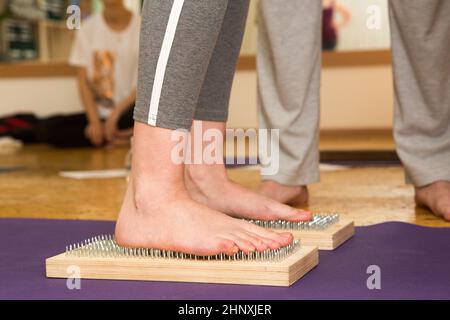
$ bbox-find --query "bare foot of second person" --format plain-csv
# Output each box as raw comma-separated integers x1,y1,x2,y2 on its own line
415,180,450,221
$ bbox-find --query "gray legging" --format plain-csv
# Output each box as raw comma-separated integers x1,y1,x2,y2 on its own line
134,0,249,130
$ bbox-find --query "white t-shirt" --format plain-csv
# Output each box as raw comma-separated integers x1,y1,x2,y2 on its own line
69,13,141,118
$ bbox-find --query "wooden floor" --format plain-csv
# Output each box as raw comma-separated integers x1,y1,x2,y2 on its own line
0,142,448,228
320,129,396,151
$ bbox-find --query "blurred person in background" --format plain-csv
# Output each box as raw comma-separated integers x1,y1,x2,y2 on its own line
322,0,351,50
39,0,140,147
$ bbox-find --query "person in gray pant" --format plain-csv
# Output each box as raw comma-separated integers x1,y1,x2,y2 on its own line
258,0,450,220
116,0,311,255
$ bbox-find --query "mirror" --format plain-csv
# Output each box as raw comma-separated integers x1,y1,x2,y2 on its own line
240,0,391,55
335,0,390,51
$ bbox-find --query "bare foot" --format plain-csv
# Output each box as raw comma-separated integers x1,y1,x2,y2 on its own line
259,180,309,206
415,181,450,221
115,177,294,256
185,165,312,222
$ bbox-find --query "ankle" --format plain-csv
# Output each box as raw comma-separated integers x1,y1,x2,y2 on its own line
132,175,188,208
186,164,228,183
416,180,450,189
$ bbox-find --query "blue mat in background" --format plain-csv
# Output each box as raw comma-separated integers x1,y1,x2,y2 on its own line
1,218,449,300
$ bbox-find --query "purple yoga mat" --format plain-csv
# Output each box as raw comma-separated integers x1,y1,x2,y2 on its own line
1,218,449,300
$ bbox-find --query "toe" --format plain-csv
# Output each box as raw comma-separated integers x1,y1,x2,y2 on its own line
245,231,281,250
224,235,256,253
216,239,239,256
244,222,293,246
440,204,450,221
263,230,293,246
278,232,294,245
268,202,312,222
284,208,312,222
235,232,269,251
434,198,450,220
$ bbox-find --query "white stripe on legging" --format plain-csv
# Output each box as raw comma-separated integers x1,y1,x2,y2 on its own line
147,0,185,126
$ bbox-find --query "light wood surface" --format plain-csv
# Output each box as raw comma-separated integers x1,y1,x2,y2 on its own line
234,50,392,71
322,49,391,67
320,129,395,151
0,62,79,78
46,246,319,287
236,50,392,70
277,220,355,250
0,144,449,228
0,50,391,78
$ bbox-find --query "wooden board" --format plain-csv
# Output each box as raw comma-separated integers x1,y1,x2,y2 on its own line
278,220,355,250
46,246,318,287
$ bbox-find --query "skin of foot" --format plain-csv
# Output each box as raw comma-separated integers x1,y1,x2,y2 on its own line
258,180,309,207
184,120,312,222
415,180,450,221
115,122,294,256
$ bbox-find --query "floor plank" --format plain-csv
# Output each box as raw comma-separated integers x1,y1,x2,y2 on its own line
0,145,448,228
